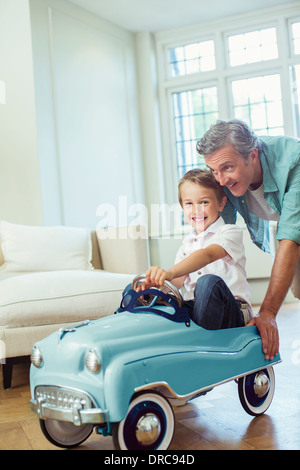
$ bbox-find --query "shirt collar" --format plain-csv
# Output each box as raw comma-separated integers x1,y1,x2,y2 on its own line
189,216,225,240
260,143,279,193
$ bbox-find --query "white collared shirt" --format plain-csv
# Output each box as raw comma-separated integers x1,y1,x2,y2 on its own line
175,217,252,316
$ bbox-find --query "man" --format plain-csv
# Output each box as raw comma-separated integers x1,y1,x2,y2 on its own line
196,119,300,360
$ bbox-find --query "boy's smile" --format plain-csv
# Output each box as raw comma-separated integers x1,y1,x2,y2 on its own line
180,181,227,234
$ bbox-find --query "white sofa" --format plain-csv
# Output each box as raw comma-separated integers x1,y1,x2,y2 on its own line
0,221,149,388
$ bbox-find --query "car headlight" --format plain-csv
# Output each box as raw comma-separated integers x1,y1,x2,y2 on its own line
31,345,44,368
85,349,101,374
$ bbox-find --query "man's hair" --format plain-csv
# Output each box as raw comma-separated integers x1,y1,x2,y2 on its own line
178,169,226,205
196,119,262,160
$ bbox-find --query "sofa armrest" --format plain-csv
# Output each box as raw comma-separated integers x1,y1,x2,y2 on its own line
0,236,4,267
96,225,149,275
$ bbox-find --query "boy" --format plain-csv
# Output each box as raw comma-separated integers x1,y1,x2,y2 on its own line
139,169,252,329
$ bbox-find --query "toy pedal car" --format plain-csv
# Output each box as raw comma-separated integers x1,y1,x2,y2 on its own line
30,275,281,450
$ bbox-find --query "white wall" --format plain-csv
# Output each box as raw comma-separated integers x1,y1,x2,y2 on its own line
0,0,43,225
29,0,145,228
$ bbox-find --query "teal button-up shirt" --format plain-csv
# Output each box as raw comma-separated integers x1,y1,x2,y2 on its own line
221,135,300,254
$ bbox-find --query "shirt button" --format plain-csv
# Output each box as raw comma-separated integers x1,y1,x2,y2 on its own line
241,199,245,204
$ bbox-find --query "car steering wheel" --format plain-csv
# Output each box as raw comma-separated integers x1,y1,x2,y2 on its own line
131,274,183,308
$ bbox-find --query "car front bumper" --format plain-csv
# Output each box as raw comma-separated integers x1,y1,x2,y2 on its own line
30,385,109,426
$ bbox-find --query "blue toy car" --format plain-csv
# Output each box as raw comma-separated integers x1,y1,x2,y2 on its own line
30,276,281,450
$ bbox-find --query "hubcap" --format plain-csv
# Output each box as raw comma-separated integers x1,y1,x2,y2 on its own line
253,372,270,398
135,413,161,446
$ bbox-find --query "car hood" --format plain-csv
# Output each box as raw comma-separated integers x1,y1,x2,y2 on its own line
42,309,262,360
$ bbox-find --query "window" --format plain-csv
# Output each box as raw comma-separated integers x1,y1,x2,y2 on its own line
228,27,278,67
156,5,300,211
172,86,218,179
231,74,284,135
292,21,300,55
169,40,215,77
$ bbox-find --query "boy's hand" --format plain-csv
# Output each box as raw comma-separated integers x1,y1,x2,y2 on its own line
135,266,174,292
144,266,173,287
135,278,156,292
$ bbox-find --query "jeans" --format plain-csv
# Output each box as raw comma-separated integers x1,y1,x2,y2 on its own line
122,274,244,330
184,274,245,329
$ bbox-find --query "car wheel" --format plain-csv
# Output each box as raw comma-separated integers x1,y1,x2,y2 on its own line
238,366,275,416
39,419,93,448
112,392,175,450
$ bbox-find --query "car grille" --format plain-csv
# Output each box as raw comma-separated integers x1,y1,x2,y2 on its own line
34,385,93,410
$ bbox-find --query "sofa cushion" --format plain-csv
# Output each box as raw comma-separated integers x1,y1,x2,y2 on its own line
0,270,134,328
0,221,93,272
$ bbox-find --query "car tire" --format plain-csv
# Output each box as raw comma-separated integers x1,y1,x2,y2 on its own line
238,366,275,416
39,419,93,448
112,392,175,450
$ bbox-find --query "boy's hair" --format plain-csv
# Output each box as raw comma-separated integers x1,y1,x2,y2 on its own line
178,169,226,206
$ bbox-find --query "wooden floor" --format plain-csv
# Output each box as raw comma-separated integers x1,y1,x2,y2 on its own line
1,302,300,451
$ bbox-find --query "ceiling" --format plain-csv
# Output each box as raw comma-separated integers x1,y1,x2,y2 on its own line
68,0,294,33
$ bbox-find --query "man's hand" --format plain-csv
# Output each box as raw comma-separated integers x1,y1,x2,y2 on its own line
247,311,279,360
247,240,299,360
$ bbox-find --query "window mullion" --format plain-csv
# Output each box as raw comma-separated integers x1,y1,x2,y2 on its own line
215,30,230,119
281,16,300,136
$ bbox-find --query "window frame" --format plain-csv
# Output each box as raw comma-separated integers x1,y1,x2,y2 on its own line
155,4,300,233
289,17,300,57
167,81,220,185
223,21,280,69
162,32,218,82
228,70,285,135
168,38,216,78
